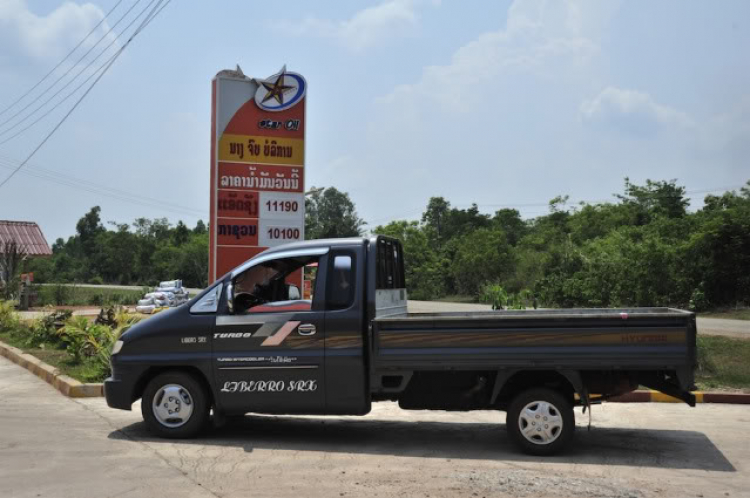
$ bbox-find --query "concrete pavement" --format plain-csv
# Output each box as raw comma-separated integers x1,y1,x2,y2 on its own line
2,355,750,498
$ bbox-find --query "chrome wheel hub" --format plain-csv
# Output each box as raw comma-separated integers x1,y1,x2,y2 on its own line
152,384,194,428
518,400,563,445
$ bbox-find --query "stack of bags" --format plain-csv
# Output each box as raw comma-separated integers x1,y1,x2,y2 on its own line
135,280,191,314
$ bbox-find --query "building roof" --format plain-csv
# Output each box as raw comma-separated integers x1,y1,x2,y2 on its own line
0,221,52,257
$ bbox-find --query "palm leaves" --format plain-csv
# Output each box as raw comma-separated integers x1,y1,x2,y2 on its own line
58,310,142,369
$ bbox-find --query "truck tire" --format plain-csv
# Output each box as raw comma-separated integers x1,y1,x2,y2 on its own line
141,371,209,438
506,388,574,456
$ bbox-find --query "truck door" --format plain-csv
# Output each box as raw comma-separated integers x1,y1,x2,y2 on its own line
213,250,328,415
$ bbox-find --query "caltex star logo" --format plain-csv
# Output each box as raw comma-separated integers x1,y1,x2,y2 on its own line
253,66,307,112
261,69,295,105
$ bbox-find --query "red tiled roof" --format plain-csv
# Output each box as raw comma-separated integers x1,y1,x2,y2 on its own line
0,221,52,257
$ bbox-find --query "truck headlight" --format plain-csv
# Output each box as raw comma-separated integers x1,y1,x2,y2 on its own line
111,340,124,355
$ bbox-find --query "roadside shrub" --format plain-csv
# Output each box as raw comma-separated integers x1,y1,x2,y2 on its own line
95,305,121,327
89,293,104,306
25,309,71,348
90,310,142,373
0,300,20,331
90,276,104,285
689,287,710,312
480,283,508,310
52,284,72,306
58,316,110,362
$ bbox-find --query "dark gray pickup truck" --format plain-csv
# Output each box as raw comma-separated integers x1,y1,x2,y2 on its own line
105,236,697,455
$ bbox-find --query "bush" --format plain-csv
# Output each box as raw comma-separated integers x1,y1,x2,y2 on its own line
52,284,72,306
89,293,104,306
0,300,20,331
480,283,508,310
25,309,72,348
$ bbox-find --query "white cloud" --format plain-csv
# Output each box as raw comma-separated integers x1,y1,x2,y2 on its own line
0,0,108,60
580,86,695,136
274,0,437,51
378,0,615,111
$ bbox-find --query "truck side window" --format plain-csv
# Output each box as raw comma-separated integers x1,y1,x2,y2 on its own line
231,255,319,314
327,254,354,310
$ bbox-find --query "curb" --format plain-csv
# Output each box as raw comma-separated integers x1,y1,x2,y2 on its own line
0,340,103,397
609,390,750,404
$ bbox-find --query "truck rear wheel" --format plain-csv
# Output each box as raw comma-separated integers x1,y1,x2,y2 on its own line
141,371,209,438
506,388,574,456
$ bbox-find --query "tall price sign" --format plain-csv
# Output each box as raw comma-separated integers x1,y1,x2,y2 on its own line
210,66,306,283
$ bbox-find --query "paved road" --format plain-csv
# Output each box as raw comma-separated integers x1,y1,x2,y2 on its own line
697,317,750,339
409,301,750,338
1,356,749,498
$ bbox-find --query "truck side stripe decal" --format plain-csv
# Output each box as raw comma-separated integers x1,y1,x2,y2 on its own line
261,321,301,346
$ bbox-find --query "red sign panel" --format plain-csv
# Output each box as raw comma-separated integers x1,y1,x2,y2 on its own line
210,67,306,283
217,190,259,219
218,163,303,193
216,218,259,246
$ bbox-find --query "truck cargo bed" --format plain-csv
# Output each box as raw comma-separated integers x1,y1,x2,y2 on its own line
372,308,696,381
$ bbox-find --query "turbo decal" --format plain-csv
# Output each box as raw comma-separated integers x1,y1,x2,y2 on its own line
213,332,254,339
220,379,317,393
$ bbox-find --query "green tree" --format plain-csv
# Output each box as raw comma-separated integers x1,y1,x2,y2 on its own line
0,240,26,300
451,228,515,295
305,187,365,239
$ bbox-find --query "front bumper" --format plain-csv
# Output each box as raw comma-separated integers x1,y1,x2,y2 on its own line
104,358,147,411
104,376,133,410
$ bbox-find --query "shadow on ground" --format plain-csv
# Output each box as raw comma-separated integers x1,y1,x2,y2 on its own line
110,415,735,472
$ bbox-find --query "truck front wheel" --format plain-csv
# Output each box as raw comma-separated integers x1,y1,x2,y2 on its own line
506,388,574,456
141,371,209,438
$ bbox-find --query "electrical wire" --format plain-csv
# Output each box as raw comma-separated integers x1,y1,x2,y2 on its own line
0,0,145,132
0,0,153,139
0,0,171,190
0,0,125,119
0,155,204,218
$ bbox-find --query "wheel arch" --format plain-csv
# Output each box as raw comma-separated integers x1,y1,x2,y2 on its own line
491,369,582,409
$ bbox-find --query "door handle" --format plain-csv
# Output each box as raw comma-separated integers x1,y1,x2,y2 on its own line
298,323,316,336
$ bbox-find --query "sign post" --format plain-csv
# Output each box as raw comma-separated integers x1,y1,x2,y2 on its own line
209,66,307,283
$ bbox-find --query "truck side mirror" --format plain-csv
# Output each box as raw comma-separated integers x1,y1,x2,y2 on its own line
226,282,234,314
288,285,300,300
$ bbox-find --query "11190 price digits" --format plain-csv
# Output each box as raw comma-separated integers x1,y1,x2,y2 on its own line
265,200,299,212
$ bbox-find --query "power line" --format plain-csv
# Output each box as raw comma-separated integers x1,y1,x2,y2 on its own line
0,155,205,218
0,160,203,220
0,0,125,119
0,0,171,190
0,0,151,140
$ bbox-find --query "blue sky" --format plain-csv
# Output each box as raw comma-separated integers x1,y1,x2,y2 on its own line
0,0,748,242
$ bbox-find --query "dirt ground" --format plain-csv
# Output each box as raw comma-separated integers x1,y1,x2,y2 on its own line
1,355,748,498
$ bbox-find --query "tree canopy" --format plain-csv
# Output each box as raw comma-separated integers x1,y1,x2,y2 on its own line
376,179,750,309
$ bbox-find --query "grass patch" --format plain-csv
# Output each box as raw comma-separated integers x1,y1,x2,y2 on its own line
0,328,106,383
696,335,750,390
33,285,144,307
700,309,750,321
